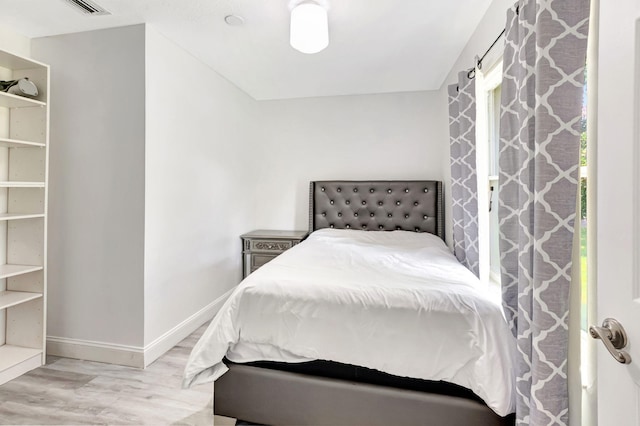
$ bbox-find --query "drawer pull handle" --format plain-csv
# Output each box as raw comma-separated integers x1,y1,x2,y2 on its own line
254,242,289,251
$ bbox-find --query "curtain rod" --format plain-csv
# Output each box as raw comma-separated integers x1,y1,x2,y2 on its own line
466,5,519,80
467,28,506,79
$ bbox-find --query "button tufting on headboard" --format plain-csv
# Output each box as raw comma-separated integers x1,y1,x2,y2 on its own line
309,180,444,240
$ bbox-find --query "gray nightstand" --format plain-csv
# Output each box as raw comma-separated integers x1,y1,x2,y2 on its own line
241,230,308,278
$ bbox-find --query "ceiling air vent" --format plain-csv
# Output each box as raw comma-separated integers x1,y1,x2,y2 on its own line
62,0,111,15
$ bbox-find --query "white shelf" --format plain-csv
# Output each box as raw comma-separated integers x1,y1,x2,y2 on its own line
0,264,43,279
0,138,45,149
0,47,48,386
0,49,48,71
0,290,42,310
0,213,44,221
0,181,45,188
0,92,46,109
0,345,42,374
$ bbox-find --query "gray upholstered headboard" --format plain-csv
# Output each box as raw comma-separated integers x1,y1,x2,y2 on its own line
309,181,444,240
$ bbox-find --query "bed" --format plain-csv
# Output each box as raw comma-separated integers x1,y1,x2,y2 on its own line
183,180,516,426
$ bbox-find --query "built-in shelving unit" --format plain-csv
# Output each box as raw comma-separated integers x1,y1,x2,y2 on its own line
0,48,49,385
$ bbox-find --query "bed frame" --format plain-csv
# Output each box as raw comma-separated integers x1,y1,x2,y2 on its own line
214,180,513,426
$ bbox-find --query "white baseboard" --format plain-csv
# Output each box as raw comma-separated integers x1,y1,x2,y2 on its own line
46,287,235,369
46,336,145,368
143,287,235,367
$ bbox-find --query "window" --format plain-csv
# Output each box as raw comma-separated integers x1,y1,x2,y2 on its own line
487,83,501,286
580,75,588,331
475,60,503,297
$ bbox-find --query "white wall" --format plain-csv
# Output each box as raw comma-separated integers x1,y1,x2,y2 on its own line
0,26,30,57
144,26,260,348
253,92,446,230
32,25,146,347
439,0,512,247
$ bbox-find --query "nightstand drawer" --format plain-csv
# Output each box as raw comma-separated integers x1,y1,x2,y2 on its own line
251,254,278,271
250,239,293,253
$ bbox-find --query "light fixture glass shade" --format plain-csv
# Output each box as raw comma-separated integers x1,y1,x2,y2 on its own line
290,2,328,54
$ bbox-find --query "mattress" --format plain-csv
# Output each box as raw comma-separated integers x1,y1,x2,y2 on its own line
183,229,516,416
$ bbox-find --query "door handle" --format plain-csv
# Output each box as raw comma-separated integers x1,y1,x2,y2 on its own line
589,318,632,364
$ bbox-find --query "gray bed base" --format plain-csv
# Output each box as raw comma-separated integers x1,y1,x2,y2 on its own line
214,363,512,426
213,180,513,425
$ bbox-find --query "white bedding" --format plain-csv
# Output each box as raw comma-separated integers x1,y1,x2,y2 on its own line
183,229,516,416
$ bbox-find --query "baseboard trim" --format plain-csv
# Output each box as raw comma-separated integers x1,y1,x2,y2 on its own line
46,287,236,369
46,336,145,368
143,287,235,367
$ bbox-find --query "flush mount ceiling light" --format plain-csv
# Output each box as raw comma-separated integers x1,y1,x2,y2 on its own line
290,1,329,54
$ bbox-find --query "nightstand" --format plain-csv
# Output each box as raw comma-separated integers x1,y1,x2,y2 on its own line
240,230,308,278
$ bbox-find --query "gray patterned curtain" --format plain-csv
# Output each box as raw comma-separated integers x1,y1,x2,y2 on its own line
498,1,589,424
448,71,479,277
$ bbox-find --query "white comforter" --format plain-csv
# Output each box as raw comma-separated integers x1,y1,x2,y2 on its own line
183,229,516,416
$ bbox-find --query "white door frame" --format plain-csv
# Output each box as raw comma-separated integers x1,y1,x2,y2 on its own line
595,0,640,424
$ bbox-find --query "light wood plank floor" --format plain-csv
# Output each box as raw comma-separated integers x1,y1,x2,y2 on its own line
0,323,235,425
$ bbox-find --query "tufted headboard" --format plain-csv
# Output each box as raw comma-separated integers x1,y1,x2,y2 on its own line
309,181,444,240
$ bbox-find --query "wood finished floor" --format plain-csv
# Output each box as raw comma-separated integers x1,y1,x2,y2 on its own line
0,323,235,425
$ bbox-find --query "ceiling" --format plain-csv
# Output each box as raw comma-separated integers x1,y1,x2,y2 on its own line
0,0,493,100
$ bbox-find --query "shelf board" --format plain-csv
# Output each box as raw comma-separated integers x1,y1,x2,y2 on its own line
0,290,42,310
0,213,44,221
0,181,45,188
0,345,42,373
0,138,45,149
0,50,48,71
0,92,46,109
0,264,43,279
